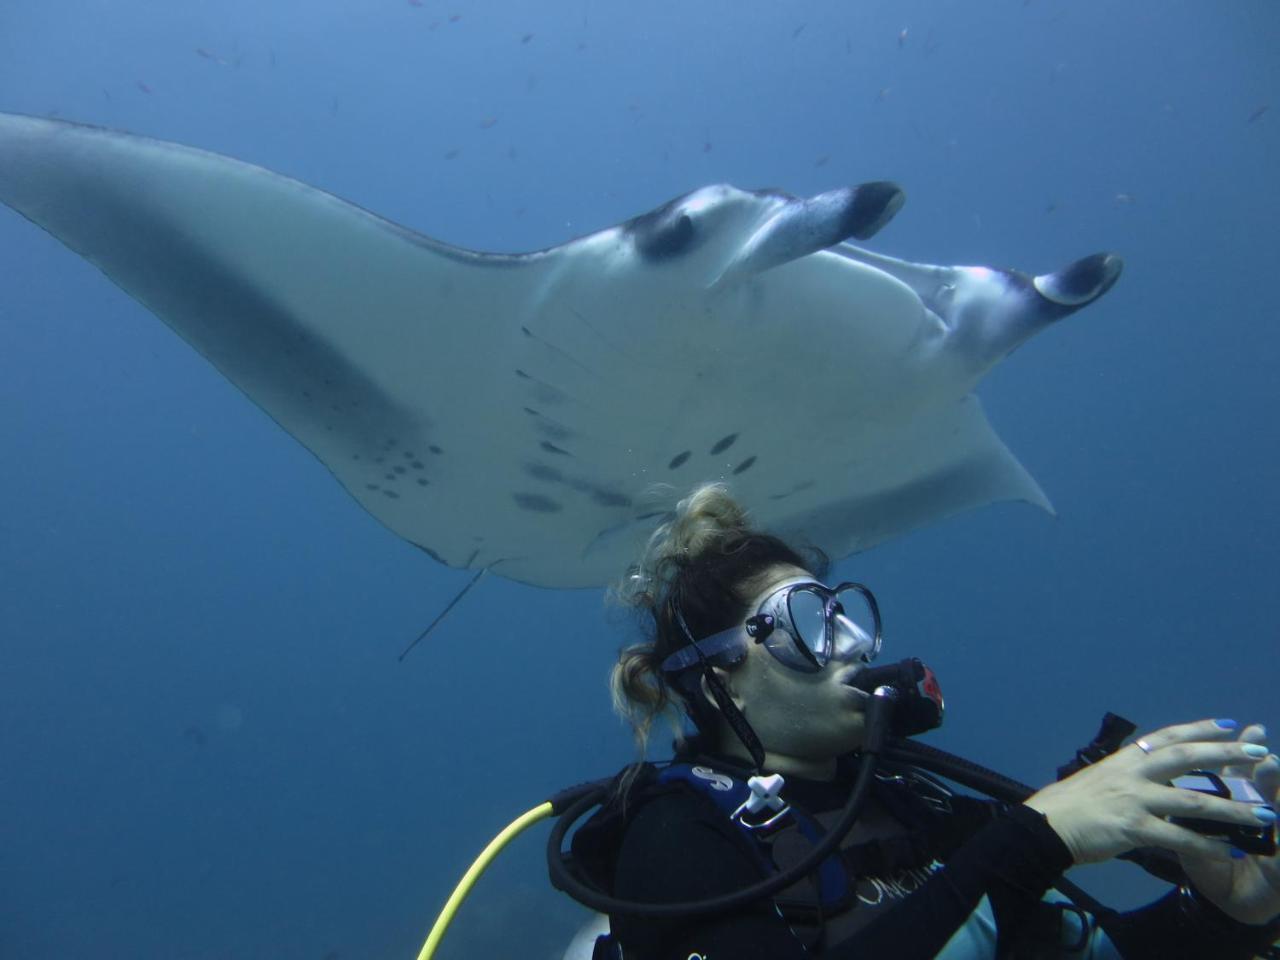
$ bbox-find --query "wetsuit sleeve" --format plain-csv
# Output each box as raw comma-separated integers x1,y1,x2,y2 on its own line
610,791,810,959
826,802,1075,957
1098,886,1280,959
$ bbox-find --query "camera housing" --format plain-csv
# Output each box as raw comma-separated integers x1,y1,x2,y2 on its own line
1170,771,1277,856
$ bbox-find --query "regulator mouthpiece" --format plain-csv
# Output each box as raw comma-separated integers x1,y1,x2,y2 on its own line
848,657,944,737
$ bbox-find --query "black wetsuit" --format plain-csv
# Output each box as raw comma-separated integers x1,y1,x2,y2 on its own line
588,755,1280,959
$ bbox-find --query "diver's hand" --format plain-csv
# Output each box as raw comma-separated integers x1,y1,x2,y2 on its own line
1175,723,1280,925
1024,719,1271,869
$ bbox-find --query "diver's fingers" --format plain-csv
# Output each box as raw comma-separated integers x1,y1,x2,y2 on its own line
1146,782,1274,827
1222,724,1270,778
1138,816,1244,862
1140,741,1268,781
1252,754,1280,806
1135,719,1243,755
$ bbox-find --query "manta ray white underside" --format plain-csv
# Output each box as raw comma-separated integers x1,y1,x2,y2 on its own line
0,114,1121,588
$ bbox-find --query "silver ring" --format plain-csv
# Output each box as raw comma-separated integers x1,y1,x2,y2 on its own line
1135,738,1154,755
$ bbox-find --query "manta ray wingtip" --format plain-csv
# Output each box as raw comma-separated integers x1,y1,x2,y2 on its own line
1033,252,1124,308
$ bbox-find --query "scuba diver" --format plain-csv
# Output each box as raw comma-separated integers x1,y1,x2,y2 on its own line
555,482,1280,959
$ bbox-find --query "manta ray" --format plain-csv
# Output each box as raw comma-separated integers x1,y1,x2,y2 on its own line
0,113,1121,589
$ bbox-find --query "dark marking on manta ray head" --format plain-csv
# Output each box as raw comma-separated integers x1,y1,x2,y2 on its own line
384,489,400,499
352,454,361,461
514,492,562,513
624,194,703,261
394,465,407,474
366,483,380,491
384,473,397,481
732,456,757,475
411,460,425,470
710,433,739,455
403,451,415,459
429,445,443,455
541,441,572,456
525,463,564,483
668,451,691,469
417,478,430,487
375,456,385,464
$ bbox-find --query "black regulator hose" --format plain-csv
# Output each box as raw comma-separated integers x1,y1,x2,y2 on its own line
546,684,901,919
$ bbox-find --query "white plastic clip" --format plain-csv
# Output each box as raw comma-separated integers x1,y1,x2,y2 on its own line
732,773,790,829
744,774,787,814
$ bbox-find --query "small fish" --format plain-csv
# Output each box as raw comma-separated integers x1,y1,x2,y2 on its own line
792,23,806,39
479,116,498,129
898,28,909,47
1247,104,1269,125
196,47,212,59
876,87,891,101
136,80,153,94
449,13,461,23
1114,192,1136,205
521,32,534,44
408,0,423,6
703,141,713,153
814,154,830,167
444,148,460,160
1044,202,1057,214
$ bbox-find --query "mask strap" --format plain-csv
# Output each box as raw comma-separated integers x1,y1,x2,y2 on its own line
673,600,767,772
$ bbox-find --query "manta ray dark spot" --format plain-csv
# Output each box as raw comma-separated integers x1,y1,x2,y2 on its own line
384,490,400,499
627,199,699,261
526,463,563,483
592,489,632,508
394,466,407,474
732,456,757,475
710,433,738,455
429,445,443,455
514,492,562,513
541,441,571,456
417,478,430,487
515,369,530,379
668,451,691,469
385,473,397,481
403,451,415,459
366,483,380,491
352,454,361,461
411,460,424,470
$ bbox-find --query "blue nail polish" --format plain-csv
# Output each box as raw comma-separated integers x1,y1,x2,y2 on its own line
1253,807,1277,824
1243,743,1269,758
1215,719,1239,730
1230,847,1246,860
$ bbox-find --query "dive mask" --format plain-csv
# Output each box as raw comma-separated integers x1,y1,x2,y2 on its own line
663,578,882,675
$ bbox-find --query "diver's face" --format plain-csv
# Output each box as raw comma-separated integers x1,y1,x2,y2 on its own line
718,564,870,764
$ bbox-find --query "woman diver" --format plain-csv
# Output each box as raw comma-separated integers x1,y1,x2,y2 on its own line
570,483,1280,959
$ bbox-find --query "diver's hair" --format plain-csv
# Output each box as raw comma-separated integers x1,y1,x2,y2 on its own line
608,482,827,784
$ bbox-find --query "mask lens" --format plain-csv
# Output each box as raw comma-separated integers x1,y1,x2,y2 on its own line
832,586,880,663
786,588,831,665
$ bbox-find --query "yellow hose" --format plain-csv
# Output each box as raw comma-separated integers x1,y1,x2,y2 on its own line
415,801,555,960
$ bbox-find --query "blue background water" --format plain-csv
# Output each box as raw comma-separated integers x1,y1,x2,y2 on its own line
1,1,1276,957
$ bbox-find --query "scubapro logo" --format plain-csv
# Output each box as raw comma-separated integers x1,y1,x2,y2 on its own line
690,766,734,792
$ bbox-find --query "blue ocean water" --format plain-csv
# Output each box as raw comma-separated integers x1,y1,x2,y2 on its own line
0,1,1276,957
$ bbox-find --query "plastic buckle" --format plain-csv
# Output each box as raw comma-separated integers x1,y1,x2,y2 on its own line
732,774,790,830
